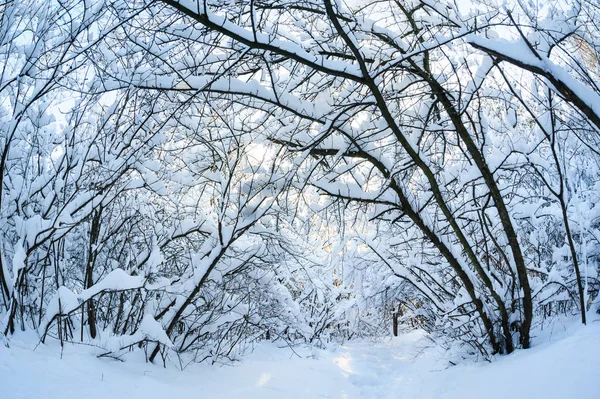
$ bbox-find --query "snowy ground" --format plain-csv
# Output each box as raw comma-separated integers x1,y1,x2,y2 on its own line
1,318,599,399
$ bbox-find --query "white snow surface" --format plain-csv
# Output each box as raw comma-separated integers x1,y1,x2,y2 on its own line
1,318,599,398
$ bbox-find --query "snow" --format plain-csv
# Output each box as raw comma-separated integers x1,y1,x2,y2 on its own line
42,269,147,328
1,319,599,398
11,243,26,277
136,314,174,348
467,35,600,122
175,2,362,79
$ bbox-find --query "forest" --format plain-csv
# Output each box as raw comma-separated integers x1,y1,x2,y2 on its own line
0,0,599,376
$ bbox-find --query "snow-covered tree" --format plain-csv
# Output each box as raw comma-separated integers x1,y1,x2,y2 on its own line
1,0,599,365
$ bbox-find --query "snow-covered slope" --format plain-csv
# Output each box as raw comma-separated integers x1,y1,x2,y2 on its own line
1,319,598,399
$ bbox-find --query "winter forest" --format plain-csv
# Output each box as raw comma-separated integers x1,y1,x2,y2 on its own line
1,0,600,396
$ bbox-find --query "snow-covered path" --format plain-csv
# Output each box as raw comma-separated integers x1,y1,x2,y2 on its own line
1,320,599,399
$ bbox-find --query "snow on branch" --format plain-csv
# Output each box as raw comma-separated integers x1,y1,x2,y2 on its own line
468,35,600,131
42,269,148,333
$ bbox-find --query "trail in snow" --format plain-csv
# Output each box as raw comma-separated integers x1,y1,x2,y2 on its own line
1,318,599,399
